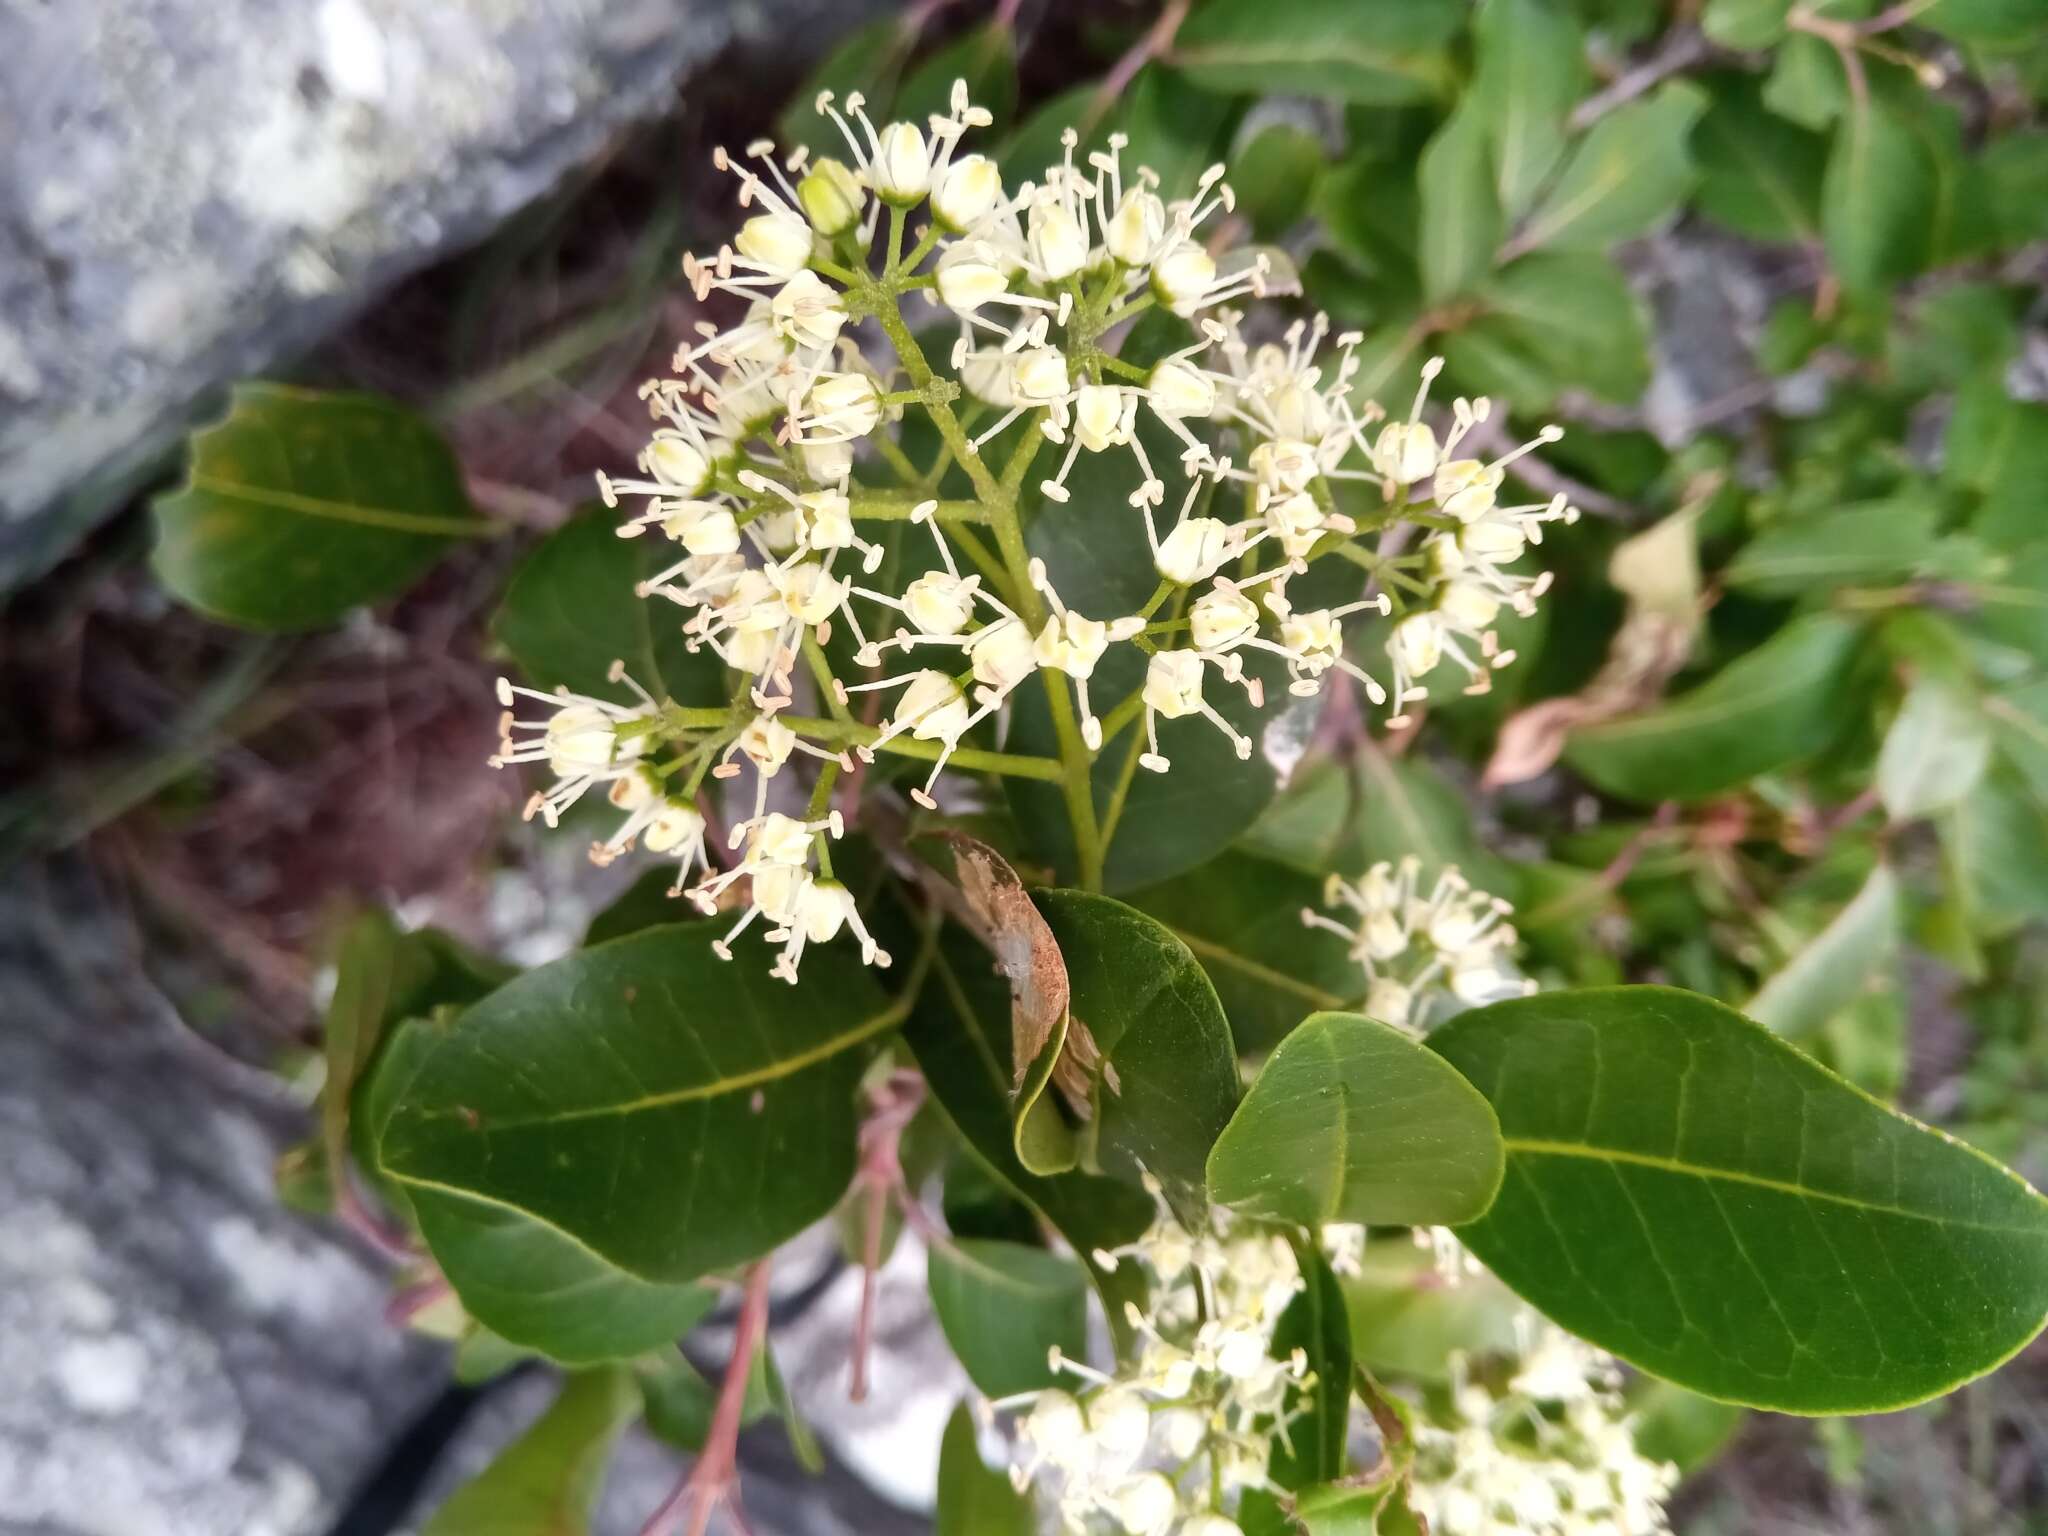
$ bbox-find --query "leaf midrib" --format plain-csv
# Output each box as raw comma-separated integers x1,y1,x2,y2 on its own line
189,474,484,537
1506,1137,2047,1234
1167,927,1348,1011
400,996,907,1134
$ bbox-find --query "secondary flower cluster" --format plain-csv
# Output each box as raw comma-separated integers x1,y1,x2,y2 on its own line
995,1191,1306,1536
489,79,1579,981
1302,856,1535,1031
1407,1323,1678,1536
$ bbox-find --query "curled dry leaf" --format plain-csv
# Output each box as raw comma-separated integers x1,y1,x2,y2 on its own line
1485,497,1708,788
938,833,1116,1122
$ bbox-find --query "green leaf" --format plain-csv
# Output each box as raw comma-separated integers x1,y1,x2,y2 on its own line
152,384,483,632
492,507,727,708
1878,679,1993,819
1208,1011,1505,1228
1036,891,1242,1226
1723,494,1941,597
1418,106,1502,303
1509,82,1705,253
937,1402,1035,1536
1431,986,2048,1413
1269,1244,1354,1488
1169,0,1462,104
420,1368,638,1536
1471,0,1586,219
1762,33,1848,128
583,866,705,947
1921,0,2048,47
1340,1239,1521,1382
1126,849,1361,1053
1629,1380,1748,1474
1112,68,1245,200
1565,613,1865,803
1703,0,1792,47
1351,750,1513,893
1945,376,2048,554
894,22,1019,132
1456,253,1650,408
928,1238,1089,1397
1693,74,1828,242
1969,546,2048,667
776,17,908,161
1942,762,2048,932
1748,864,1900,1041
1823,94,1936,292
1233,123,1326,238
374,924,896,1320
903,924,1157,1355
1008,440,1301,890
1980,132,2048,247
1987,678,2048,800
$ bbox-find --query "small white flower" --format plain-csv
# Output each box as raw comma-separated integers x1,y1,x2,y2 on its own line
734,210,814,278
871,120,933,203
797,155,866,235
1112,1472,1179,1536
932,151,1002,231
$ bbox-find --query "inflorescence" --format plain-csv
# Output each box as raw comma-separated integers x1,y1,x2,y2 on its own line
489,81,1579,982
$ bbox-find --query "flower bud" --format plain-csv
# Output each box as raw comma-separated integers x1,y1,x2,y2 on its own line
735,211,813,277
1147,358,1216,421
1460,515,1527,567
800,437,853,485
1151,240,1216,314
1071,384,1128,452
1373,420,1440,485
894,669,971,740
969,616,1036,693
1012,347,1071,405
934,253,1010,314
932,152,1001,231
1154,517,1236,585
870,121,932,204
1090,1389,1153,1474
1112,1472,1178,1536
1389,612,1444,678
1028,197,1089,281
1190,584,1257,650
804,373,882,439
1144,649,1205,718
646,434,715,495
1435,458,1503,521
1105,187,1166,265
770,270,846,350
644,803,705,854
797,156,865,235
1437,577,1500,631
903,572,976,636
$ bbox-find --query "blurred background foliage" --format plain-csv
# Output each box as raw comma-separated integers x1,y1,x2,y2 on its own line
7,0,2048,1529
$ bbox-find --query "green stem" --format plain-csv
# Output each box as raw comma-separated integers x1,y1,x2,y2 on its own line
802,635,854,723
845,491,987,523
778,714,1065,781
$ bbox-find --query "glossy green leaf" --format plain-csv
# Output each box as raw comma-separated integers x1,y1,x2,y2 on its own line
374,924,896,1327
1748,864,1900,1042
1823,94,1936,291
1269,1244,1354,1489
937,1402,1035,1536
1418,106,1502,302
1878,679,1993,819
1341,1238,1521,1382
1432,986,2048,1413
1968,546,2048,667
1037,891,1241,1227
152,384,483,631
928,1238,1089,1397
1921,0,2047,47
1693,74,1828,242
1724,494,1940,597
1208,1011,1504,1228
492,507,727,707
1471,0,1585,219
1126,849,1360,1053
903,924,1157,1355
420,1368,638,1536
1009,441,1302,890
1233,123,1325,238
1980,131,2048,247
1169,0,1462,104
582,866,705,946
1509,83,1705,253
1565,614,1864,803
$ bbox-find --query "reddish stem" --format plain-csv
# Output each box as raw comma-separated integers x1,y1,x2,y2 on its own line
639,1260,773,1536
848,1071,927,1401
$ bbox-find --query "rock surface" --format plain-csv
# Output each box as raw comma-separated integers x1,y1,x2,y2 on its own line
0,0,854,592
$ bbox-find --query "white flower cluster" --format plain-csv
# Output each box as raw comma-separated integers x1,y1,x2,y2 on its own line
489,78,1578,981
1302,855,1534,1031
1408,1323,1679,1536
994,1192,1307,1535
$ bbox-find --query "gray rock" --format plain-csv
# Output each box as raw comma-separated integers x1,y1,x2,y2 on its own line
0,0,858,593
0,858,451,1535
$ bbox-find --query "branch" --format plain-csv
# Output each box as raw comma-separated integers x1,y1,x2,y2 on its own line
639,1260,774,1536
1569,26,1708,131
